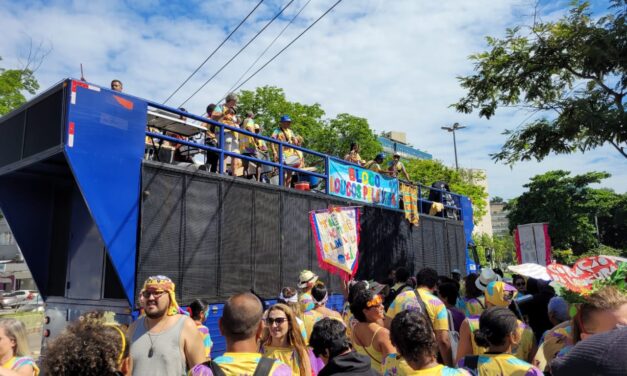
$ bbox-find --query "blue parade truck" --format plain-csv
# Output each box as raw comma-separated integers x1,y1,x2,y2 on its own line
0,79,473,354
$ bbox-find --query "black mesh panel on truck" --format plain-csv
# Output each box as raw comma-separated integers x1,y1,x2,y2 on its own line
138,162,467,304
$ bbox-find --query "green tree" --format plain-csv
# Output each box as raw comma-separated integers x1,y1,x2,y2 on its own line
237,86,381,160
453,1,627,163
0,56,39,115
506,170,621,254
472,233,517,267
404,159,489,223
491,196,504,203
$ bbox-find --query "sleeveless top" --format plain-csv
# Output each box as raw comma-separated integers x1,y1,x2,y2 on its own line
2,356,39,375
352,325,385,373
131,316,187,376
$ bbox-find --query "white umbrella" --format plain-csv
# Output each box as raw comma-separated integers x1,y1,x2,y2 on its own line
507,263,551,281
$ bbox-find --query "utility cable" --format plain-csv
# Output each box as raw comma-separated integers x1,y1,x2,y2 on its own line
179,0,296,107
219,0,313,103
162,0,265,104
226,0,344,97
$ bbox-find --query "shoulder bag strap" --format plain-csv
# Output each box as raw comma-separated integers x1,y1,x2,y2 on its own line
412,289,433,331
252,357,275,376
203,360,227,376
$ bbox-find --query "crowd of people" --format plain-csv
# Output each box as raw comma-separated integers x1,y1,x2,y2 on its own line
4,263,619,376
110,77,416,189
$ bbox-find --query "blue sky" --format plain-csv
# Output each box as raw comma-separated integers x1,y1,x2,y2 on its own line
1,0,624,199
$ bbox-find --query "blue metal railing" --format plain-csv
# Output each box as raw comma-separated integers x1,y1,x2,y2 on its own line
144,103,463,219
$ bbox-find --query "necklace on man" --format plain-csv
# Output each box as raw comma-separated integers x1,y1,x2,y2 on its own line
145,317,166,358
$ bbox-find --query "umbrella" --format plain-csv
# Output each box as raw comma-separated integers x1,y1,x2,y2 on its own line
507,263,551,281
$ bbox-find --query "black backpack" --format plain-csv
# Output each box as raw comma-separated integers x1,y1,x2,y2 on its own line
203,357,275,376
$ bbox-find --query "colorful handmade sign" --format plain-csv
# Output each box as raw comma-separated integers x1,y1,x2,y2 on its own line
328,158,399,209
546,255,620,294
310,206,360,280
399,182,419,226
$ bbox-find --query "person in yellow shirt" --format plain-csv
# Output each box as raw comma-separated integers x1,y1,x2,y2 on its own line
457,307,543,375
364,153,387,174
262,304,317,376
384,310,470,376
456,281,536,364
386,267,452,366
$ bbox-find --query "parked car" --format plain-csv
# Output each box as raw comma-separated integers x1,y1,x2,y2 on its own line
0,290,38,308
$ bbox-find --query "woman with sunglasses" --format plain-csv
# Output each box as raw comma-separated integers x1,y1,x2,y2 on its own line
350,289,396,373
262,304,316,376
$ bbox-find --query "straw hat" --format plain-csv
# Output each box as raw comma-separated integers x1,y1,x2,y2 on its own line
298,270,319,289
475,268,502,291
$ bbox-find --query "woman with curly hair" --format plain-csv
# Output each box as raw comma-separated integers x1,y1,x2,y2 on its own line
262,304,317,376
350,289,395,373
42,314,130,376
384,310,469,375
0,318,39,376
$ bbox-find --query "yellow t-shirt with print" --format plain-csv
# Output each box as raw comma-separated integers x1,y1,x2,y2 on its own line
467,316,536,361
263,346,309,376
386,288,449,331
458,353,543,376
383,354,470,375
213,352,291,376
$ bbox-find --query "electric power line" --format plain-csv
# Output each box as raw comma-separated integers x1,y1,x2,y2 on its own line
162,0,265,104
227,0,344,97
179,0,296,107
220,0,313,103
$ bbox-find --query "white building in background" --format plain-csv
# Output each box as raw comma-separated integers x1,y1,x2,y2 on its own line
490,201,510,236
0,214,35,291
468,169,493,237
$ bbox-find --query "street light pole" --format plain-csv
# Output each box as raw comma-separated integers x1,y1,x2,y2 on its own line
441,123,466,170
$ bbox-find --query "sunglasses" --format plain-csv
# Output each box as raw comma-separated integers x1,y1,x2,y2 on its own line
266,317,288,325
366,295,383,308
141,290,166,299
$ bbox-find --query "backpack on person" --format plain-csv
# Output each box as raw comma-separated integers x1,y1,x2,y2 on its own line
202,357,275,376
384,283,411,310
447,309,460,361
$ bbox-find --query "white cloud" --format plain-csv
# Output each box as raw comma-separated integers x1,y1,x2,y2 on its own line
0,0,624,199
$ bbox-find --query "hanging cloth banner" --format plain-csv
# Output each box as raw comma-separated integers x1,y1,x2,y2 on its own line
514,223,552,266
399,182,419,226
327,158,399,209
309,206,361,280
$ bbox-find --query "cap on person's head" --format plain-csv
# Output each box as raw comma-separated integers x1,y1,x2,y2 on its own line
452,268,461,275
551,327,627,376
485,281,518,307
280,115,292,123
376,152,385,160
254,123,260,130
298,270,318,289
367,281,386,296
475,267,502,291
393,152,400,158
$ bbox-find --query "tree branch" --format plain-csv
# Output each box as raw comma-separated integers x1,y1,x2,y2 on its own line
609,140,627,159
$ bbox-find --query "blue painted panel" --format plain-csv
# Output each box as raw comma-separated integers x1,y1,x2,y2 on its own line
64,81,147,305
460,196,477,274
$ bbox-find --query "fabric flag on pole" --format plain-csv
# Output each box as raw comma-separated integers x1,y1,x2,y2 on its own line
514,223,552,266
309,206,360,281
399,182,419,226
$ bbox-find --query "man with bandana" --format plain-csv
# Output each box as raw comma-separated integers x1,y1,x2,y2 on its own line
128,275,205,376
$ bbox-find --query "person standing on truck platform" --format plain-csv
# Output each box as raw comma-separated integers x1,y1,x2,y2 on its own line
111,79,123,92
128,275,205,376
